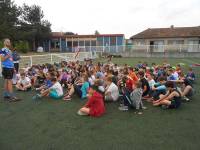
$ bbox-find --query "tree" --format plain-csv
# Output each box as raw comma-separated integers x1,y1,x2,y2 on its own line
19,4,51,50
0,0,20,40
64,32,75,35
95,30,100,35
0,1,51,51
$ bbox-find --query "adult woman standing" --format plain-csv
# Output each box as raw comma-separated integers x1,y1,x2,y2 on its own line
0,39,20,101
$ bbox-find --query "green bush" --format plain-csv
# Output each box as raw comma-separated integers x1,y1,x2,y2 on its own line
15,41,29,53
0,40,3,49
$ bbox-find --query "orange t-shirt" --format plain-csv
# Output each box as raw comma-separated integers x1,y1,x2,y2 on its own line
128,72,138,84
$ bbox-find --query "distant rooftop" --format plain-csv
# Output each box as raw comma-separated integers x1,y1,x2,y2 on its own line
51,32,124,38
130,26,200,39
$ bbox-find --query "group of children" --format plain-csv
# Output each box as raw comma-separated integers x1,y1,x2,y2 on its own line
12,59,196,117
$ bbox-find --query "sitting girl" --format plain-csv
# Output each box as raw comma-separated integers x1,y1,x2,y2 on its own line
153,81,181,109
77,80,105,117
63,74,89,101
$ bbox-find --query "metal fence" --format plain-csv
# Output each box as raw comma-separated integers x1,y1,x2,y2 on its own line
19,52,95,68
76,44,200,58
77,44,200,53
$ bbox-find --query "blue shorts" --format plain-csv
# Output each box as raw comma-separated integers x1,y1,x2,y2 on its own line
49,90,61,99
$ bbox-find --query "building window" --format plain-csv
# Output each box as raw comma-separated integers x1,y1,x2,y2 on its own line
117,36,123,45
97,37,103,46
136,40,145,45
79,41,84,46
104,37,110,47
85,41,90,46
153,40,164,52
168,40,184,45
110,37,116,46
51,39,60,49
91,40,96,46
73,41,78,47
188,40,200,52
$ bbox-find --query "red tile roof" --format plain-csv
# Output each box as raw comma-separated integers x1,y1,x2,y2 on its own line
130,26,200,39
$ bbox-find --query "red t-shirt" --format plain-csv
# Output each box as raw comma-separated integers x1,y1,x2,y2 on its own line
85,91,105,117
126,78,134,91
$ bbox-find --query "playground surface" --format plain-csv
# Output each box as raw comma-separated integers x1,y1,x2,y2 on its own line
0,57,200,150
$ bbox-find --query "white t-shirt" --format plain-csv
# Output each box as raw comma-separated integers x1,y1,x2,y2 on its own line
106,82,119,101
18,77,31,85
50,82,63,96
88,75,95,85
148,79,155,89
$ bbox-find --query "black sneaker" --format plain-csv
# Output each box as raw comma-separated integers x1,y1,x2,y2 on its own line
8,97,21,102
3,96,11,101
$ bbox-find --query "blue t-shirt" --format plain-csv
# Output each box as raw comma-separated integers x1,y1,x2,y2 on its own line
45,79,53,88
0,48,14,68
81,81,90,99
168,75,176,81
154,82,166,91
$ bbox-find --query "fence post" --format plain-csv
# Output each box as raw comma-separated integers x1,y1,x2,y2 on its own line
30,56,33,66
179,44,182,53
51,54,53,64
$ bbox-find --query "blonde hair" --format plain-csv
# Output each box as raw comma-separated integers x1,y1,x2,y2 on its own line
4,38,11,48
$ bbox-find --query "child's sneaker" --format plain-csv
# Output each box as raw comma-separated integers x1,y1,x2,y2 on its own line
135,111,143,115
119,103,124,107
142,106,147,110
118,105,129,111
161,105,169,109
32,94,41,100
182,96,190,102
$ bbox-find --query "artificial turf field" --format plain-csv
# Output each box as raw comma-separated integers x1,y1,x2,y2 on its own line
0,57,200,150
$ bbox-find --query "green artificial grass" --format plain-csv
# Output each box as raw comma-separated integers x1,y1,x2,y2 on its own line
0,58,200,150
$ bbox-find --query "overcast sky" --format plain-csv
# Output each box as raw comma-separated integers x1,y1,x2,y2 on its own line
15,0,200,38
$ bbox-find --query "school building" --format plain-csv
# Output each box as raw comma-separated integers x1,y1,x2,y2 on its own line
43,32,125,53
130,26,200,52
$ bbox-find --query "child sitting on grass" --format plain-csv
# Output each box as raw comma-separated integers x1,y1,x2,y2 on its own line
186,67,195,83
33,77,63,100
153,81,181,109
35,72,53,92
16,72,31,91
63,74,89,101
77,80,105,117
119,81,146,114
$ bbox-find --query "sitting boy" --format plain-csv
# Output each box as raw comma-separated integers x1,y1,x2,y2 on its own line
151,77,167,100
33,77,63,100
16,72,31,91
119,81,146,114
